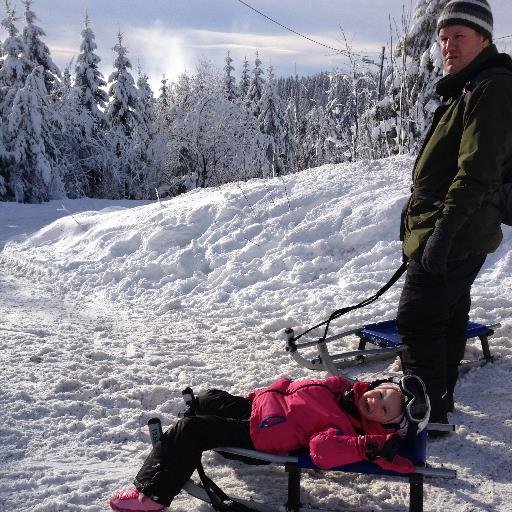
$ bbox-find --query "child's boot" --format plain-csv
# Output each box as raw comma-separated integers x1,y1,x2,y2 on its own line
109,488,165,512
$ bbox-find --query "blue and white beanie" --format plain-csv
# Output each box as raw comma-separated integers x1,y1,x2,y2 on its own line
437,0,493,41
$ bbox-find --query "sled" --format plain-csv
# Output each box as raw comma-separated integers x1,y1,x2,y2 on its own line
284,319,499,377
147,417,454,512
181,430,456,512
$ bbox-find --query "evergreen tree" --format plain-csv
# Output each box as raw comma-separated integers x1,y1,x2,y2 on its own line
158,75,169,110
223,50,236,101
107,31,140,136
74,12,107,123
246,51,264,117
136,67,155,135
258,65,285,175
106,31,142,198
22,0,60,94
130,67,162,198
282,95,298,173
0,0,31,199
6,66,62,202
54,58,96,198
323,71,351,163
0,0,29,120
60,58,73,92
239,56,250,100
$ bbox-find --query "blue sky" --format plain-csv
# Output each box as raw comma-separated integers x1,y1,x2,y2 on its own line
2,0,512,93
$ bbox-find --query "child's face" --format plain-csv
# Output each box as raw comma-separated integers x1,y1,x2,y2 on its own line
358,387,403,424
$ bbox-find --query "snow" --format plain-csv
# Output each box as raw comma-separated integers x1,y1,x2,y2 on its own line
1,155,512,511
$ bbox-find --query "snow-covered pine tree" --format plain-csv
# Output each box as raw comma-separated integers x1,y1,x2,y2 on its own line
155,75,173,134
107,31,140,136
21,0,60,95
378,0,447,154
74,12,108,124
106,31,142,198
239,56,250,101
322,71,352,164
223,51,236,102
0,0,31,199
6,65,62,202
282,95,298,173
136,67,154,137
130,67,163,198
258,65,285,175
246,51,264,118
54,58,96,198
0,0,30,120
158,75,169,110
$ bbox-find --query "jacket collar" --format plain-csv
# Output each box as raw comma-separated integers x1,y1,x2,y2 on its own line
435,45,512,100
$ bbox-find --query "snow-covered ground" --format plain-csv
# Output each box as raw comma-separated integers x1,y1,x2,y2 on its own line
1,155,511,512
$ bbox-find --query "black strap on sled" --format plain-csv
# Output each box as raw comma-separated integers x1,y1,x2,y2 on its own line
291,260,409,344
196,462,256,512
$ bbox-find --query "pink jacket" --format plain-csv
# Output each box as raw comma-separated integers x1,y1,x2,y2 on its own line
247,376,415,474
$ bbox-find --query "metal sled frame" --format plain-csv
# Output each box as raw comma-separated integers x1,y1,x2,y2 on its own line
182,431,456,512
285,320,498,377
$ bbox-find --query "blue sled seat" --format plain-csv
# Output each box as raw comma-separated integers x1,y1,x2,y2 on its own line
295,429,427,476
276,431,434,512
357,320,494,363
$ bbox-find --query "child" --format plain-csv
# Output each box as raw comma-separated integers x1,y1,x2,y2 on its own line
109,374,430,512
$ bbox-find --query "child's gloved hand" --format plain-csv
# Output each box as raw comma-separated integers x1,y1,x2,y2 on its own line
364,433,402,462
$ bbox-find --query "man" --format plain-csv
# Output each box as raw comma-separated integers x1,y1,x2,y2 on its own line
397,0,512,427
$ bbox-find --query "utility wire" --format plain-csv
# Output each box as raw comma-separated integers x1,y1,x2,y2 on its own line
235,0,349,56
234,0,389,68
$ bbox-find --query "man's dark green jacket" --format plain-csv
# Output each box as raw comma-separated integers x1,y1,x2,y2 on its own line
402,45,512,262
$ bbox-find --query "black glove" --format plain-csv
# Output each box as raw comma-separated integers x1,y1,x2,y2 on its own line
421,227,452,275
365,434,402,462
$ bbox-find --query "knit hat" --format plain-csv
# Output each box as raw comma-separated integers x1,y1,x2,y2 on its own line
437,0,493,41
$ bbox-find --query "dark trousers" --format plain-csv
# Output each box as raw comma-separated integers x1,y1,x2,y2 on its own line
396,254,486,421
133,390,253,506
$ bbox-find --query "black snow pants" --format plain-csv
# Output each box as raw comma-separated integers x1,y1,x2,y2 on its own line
134,390,254,506
396,254,486,422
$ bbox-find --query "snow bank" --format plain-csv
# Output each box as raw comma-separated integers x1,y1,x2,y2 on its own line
1,155,512,512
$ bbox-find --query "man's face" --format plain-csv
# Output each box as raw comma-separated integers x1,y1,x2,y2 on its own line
439,25,490,75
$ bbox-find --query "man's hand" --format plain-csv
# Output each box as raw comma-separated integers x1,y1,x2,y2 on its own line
421,227,453,275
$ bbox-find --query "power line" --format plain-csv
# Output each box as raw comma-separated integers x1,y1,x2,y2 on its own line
234,0,349,56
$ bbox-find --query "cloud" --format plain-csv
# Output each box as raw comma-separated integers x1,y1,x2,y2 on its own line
125,23,386,90
126,23,191,91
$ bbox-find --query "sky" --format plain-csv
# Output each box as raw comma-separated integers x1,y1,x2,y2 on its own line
1,155,512,510
1,0,512,93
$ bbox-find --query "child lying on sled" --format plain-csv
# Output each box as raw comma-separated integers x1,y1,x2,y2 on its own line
109,373,430,512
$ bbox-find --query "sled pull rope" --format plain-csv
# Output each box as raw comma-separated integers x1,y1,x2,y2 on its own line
291,261,408,344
